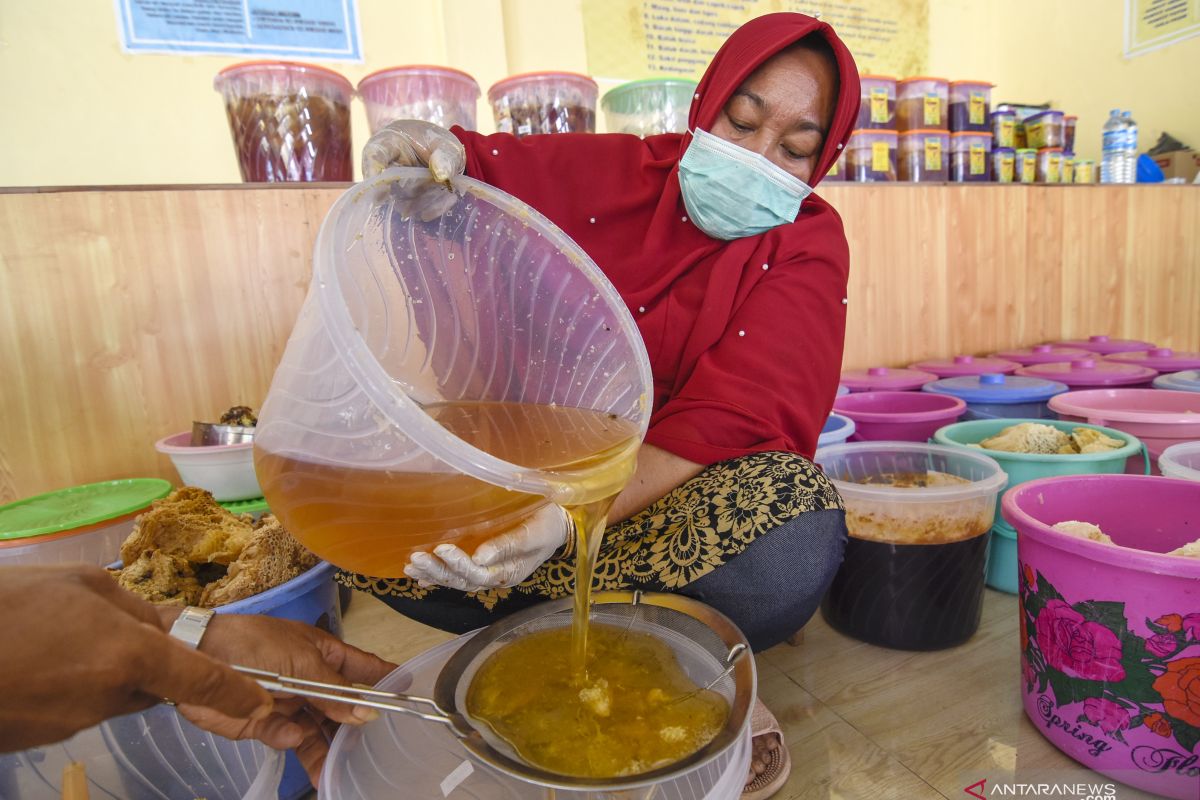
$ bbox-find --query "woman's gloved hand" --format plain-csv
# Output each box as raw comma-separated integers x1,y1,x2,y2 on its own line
404,504,571,593
361,119,466,185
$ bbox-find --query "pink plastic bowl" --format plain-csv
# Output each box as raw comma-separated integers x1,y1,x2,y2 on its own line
1003,474,1200,800
1049,389,1200,471
833,391,966,442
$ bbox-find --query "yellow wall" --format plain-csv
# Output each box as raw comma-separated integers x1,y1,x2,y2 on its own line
1,0,1195,186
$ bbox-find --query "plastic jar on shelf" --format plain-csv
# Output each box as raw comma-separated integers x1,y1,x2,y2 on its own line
1075,159,1096,183
1036,147,1064,183
951,132,993,182
1015,148,1038,183
847,129,898,181
1064,115,1077,151
858,75,897,129
898,129,949,182
990,109,1017,148
1025,109,1065,148
600,78,696,136
949,80,992,132
992,147,1015,183
1061,152,1075,184
896,77,949,131
357,66,481,133
488,72,598,137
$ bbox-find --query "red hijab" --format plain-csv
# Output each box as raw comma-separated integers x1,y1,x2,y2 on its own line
455,13,860,464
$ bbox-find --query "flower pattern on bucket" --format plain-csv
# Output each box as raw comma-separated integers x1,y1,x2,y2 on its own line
1019,561,1200,755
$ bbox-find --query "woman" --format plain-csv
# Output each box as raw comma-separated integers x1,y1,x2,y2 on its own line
349,12,859,795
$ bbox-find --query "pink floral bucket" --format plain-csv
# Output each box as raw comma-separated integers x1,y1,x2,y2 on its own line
1004,474,1200,799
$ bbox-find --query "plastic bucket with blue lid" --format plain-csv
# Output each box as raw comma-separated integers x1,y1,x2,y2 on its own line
922,373,1068,421
1154,369,1200,393
932,418,1146,593
817,413,856,447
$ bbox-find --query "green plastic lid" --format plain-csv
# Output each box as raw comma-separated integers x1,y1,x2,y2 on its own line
601,78,698,113
220,496,270,516
0,479,172,541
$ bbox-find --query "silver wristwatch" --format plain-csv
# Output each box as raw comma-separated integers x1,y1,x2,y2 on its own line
169,606,215,649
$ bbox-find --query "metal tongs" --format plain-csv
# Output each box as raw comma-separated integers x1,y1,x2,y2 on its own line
232,665,450,724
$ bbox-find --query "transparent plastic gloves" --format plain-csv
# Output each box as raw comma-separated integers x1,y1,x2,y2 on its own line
404,504,571,593
361,119,466,185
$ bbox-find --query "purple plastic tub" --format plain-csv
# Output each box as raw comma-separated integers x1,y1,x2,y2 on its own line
910,354,1020,378
992,344,1092,366
833,391,966,442
1049,389,1200,471
1017,358,1157,389
1104,348,1200,372
1053,335,1155,355
840,366,938,393
1004,474,1200,800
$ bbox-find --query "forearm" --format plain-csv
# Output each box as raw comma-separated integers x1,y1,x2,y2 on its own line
609,444,704,523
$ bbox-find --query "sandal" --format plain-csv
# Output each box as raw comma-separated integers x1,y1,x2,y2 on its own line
742,699,791,799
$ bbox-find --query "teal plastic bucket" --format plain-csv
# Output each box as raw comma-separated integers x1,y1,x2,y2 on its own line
932,418,1146,593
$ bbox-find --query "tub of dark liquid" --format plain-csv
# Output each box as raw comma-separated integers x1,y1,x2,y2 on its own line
822,532,989,650
812,442,1007,651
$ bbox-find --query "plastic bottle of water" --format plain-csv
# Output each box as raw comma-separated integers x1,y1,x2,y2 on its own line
1121,110,1139,183
1101,109,1125,184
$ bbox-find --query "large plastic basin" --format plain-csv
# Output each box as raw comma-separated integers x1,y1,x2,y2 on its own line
833,391,966,442
1049,389,1200,471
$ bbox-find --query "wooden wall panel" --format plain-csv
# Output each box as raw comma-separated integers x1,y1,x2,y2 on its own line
1,184,1196,502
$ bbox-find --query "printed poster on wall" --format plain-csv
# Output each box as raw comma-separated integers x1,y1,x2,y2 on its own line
582,0,928,82
115,0,362,61
1125,0,1200,56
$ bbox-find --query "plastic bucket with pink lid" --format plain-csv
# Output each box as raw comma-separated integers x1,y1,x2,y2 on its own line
1003,474,1200,800
910,355,1020,378
840,366,938,393
992,344,1092,366
833,391,966,442
1016,358,1158,389
1104,348,1200,373
1052,335,1155,355
1049,389,1200,473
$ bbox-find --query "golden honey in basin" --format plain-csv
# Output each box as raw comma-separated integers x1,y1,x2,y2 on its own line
465,623,729,778
255,401,639,578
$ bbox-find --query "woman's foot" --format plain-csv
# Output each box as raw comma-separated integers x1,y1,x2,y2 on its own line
743,699,791,799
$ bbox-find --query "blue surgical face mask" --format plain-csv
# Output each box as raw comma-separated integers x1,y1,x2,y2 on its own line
678,127,814,241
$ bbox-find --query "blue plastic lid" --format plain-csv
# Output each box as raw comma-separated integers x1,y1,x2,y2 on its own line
923,373,1069,404
1154,370,1200,393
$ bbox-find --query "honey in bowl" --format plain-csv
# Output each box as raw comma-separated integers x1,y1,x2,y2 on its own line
466,623,729,778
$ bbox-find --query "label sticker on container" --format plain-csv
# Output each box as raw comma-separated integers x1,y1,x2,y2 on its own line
1062,159,1075,183
997,118,1015,148
870,87,889,123
1020,154,1036,183
516,122,533,137
441,760,474,796
923,93,940,126
1027,122,1044,148
872,141,890,172
969,91,986,125
924,137,942,171
970,144,986,175
997,153,1014,183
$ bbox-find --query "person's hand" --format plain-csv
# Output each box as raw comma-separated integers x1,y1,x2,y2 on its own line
0,565,273,753
177,613,398,784
405,504,570,592
361,119,466,185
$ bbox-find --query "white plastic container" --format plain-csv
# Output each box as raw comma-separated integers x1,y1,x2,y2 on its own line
156,431,261,501
1158,442,1200,482
0,704,283,799
357,65,481,133
0,479,171,567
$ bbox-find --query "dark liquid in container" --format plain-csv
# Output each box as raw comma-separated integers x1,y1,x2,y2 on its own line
821,533,989,650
